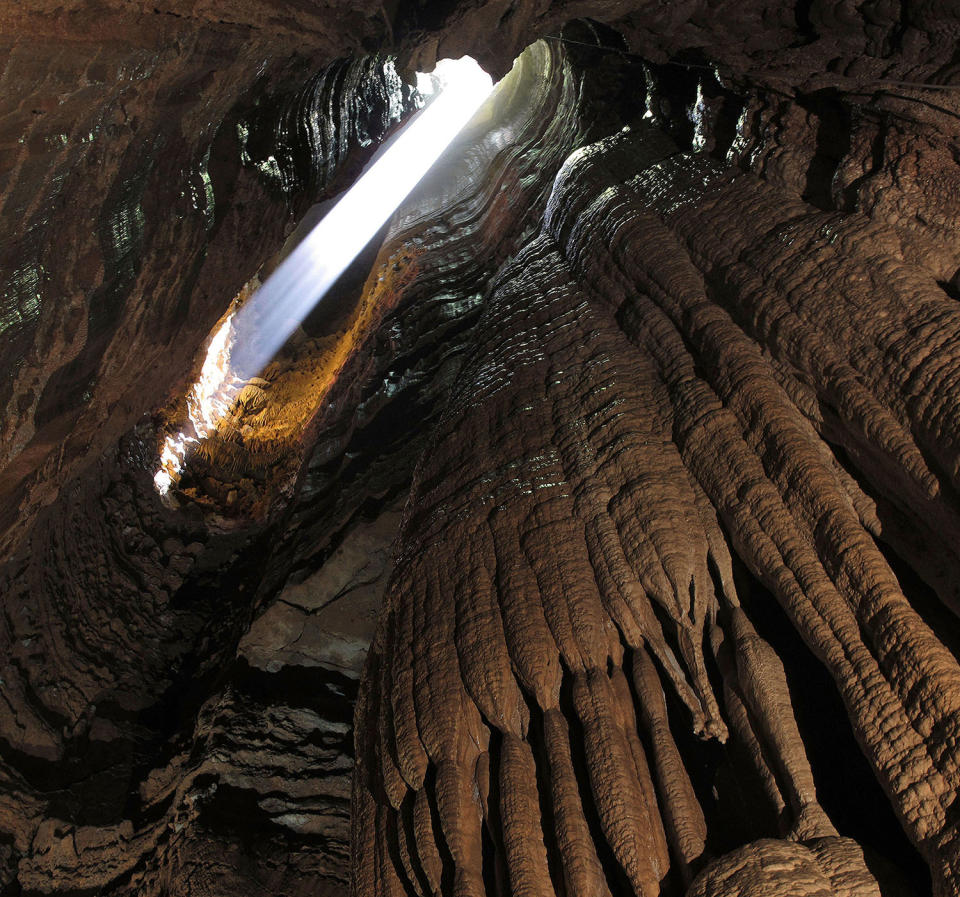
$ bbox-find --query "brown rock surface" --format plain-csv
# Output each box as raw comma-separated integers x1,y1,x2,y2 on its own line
2,1,960,895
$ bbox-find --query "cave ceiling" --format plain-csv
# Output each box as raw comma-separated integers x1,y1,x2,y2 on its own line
3,1,960,895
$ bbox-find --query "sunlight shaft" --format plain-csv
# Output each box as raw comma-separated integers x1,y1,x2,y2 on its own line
155,58,494,496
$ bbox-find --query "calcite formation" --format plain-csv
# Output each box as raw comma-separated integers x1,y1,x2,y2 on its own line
356,108,960,894
3,1,960,896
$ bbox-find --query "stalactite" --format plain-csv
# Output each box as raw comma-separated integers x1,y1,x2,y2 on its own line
356,94,960,896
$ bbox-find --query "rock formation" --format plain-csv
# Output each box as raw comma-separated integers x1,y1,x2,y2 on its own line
3,2,960,895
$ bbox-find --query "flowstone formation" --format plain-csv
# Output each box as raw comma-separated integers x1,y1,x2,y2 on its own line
0,38,592,894
3,2,960,896
353,43,960,897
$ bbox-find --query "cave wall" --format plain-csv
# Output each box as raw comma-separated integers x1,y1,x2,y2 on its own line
2,1,960,895
354,16,960,897
0,36,597,893
0,32,418,890
0,8,413,556
5,2,960,557
355,111,960,897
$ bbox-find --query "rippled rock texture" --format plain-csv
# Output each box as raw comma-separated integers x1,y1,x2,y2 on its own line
0,34,595,894
4,2,960,896
0,43,421,894
353,35,960,897
1,28,415,554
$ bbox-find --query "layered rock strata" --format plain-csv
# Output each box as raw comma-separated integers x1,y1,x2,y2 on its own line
2,2,960,896
1,45,414,554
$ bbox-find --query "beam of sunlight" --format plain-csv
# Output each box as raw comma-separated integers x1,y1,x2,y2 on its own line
155,57,494,496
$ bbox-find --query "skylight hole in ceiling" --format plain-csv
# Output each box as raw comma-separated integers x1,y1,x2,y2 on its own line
154,57,494,497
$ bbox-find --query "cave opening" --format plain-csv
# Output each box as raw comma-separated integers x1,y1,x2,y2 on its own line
153,55,494,501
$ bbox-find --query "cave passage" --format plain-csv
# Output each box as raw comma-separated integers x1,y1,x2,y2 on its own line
154,56,494,495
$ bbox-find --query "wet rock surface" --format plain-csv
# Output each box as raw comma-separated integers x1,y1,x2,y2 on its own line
1,44,416,555
0,36,591,893
2,2,960,896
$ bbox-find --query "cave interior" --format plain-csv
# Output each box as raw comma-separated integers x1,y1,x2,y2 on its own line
3,1,960,895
